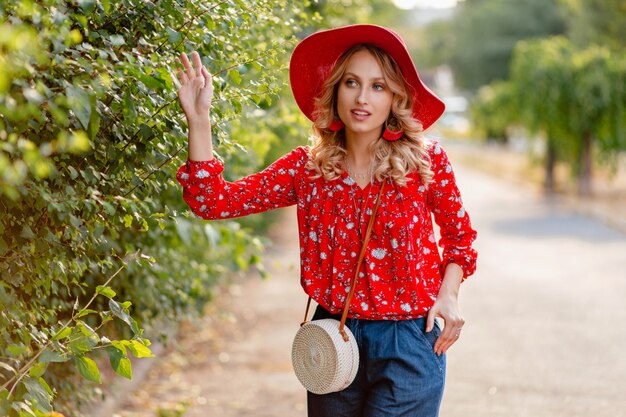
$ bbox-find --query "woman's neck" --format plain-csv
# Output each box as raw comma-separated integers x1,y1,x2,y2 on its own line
344,130,379,169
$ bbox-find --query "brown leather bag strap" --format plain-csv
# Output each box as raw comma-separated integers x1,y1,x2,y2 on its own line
301,179,387,342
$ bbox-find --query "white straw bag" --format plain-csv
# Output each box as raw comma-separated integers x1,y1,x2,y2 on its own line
292,318,359,394
292,180,386,395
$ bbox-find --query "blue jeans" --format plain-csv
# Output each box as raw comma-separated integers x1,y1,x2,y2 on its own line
307,305,446,417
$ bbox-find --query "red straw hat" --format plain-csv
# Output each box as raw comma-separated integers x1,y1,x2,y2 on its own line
289,24,445,131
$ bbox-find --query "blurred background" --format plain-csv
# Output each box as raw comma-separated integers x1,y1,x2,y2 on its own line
1,0,624,416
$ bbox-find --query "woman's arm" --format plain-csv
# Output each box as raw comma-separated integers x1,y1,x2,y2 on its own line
426,142,478,280
174,51,214,161
173,51,303,220
425,142,478,355
176,148,304,220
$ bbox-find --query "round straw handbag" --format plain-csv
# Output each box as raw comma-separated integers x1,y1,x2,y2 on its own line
292,318,359,394
291,180,386,395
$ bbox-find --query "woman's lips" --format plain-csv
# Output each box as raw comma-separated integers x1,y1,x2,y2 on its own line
350,109,371,121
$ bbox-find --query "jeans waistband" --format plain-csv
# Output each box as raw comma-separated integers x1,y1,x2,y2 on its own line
312,304,428,324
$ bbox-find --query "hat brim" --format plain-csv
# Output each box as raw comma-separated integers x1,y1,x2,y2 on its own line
289,24,445,131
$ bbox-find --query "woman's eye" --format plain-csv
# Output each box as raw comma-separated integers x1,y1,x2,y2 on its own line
373,84,385,91
346,79,358,87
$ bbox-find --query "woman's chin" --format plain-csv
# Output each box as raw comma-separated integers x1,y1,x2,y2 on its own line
345,127,383,140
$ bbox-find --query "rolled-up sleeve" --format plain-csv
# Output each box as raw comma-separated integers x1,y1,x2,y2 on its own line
426,142,478,279
176,147,306,220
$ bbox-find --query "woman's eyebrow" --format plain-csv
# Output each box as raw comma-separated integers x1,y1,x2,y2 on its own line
344,72,386,82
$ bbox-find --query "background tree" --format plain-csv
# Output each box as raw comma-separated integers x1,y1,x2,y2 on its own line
560,0,626,51
509,38,626,195
469,81,517,144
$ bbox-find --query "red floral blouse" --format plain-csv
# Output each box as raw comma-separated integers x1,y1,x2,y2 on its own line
176,141,477,320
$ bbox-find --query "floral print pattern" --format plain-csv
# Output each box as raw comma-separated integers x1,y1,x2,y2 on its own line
176,141,477,320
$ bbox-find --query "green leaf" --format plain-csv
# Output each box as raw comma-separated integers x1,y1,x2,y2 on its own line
76,308,98,318
127,339,154,358
28,362,47,378
138,74,164,90
39,350,69,363
10,400,37,416
228,69,242,85
110,340,127,356
88,105,101,139
23,377,53,412
67,165,79,179
69,335,98,354
96,285,116,299
105,346,132,380
68,131,91,153
0,236,7,255
66,85,91,130
109,34,125,46
124,214,133,228
7,344,28,356
37,377,54,396
122,88,137,120
109,299,139,334
20,225,36,239
76,321,99,340
166,27,182,45
76,0,96,13
75,355,101,383
53,327,72,341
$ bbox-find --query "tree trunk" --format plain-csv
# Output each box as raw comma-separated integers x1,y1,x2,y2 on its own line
578,131,593,196
544,138,557,195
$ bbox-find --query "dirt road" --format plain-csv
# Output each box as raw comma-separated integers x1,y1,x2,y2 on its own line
114,143,626,417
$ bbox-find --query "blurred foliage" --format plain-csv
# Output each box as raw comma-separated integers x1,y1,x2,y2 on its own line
306,0,403,32
560,0,626,51
470,81,517,143
416,0,566,90
0,0,313,415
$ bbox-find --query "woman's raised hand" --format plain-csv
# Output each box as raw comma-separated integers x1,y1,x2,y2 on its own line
173,51,213,123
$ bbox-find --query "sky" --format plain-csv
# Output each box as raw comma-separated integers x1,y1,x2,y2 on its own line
392,0,461,9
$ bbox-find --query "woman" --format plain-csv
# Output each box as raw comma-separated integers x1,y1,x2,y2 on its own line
174,24,477,417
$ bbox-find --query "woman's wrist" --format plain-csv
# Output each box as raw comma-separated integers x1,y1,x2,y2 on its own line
187,116,213,161
438,263,463,298
188,115,211,129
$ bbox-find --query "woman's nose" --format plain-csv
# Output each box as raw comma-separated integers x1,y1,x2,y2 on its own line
356,88,368,104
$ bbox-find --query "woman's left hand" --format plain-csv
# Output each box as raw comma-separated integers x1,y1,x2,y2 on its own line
426,287,465,356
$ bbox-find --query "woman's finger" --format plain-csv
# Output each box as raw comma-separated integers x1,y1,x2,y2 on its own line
177,67,189,85
434,326,450,355
192,51,203,78
180,52,195,80
434,319,464,355
202,66,213,96
438,330,459,355
202,66,213,82
171,69,181,89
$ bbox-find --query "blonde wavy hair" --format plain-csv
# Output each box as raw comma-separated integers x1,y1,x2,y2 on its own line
306,44,433,187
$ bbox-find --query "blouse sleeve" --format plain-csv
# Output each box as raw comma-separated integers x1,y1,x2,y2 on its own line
176,147,307,220
426,142,478,279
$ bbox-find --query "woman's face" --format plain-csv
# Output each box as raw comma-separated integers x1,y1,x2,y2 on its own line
336,50,393,140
